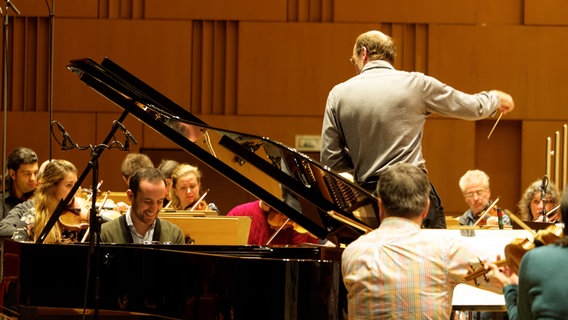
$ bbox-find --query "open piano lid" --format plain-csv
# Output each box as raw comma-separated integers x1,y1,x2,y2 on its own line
67,57,380,245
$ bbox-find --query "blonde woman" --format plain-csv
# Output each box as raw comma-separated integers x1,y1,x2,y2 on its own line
169,163,209,211
12,159,87,243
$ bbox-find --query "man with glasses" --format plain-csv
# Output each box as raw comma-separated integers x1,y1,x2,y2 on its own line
320,30,515,228
457,169,511,226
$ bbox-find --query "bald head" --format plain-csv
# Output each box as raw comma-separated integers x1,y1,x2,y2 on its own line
354,30,396,64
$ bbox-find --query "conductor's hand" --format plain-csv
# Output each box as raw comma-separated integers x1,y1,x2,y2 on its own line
491,90,515,115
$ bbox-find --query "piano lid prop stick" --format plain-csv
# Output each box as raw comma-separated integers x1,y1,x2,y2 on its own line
190,189,209,211
487,112,503,140
472,197,500,227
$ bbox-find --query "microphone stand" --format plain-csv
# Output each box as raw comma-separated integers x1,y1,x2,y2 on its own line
86,143,105,320
2,0,20,195
36,110,130,320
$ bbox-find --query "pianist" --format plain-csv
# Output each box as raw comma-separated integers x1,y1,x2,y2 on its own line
100,167,184,244
342,163,503,319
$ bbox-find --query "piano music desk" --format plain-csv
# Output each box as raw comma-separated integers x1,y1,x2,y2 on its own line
159,214,252,245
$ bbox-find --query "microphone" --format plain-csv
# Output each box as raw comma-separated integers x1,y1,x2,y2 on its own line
52,121,75,150
114,121,138,151
540,175,549,194
540,175,549,222
207,202,218,212
7,0,21,15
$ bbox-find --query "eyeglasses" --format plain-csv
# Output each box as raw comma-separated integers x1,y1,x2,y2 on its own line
464,189,487,200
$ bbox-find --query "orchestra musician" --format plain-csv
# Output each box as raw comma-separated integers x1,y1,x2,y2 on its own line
342,163,503,319
226,199,319,246
120,152,154,186
12,159,87,243
517,179,560,223
169,163,217,212
0,160,50,238
100,167,184,244
0,147,39,219
457,169,511,227
157,158,179,205
488,186,568,319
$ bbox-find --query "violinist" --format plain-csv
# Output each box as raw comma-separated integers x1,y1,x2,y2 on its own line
518,179,560,223
169,163,217,212
488,186,568,320
456,169,511,227
226,199,319,246
12,159,86,243
157,158,179,206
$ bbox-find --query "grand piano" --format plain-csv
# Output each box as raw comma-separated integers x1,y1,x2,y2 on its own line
0,58,380,319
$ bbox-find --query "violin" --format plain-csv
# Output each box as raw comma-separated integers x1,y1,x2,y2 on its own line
465,213,564,284
473,197,505,228
187,189,210,211
59,197,90,232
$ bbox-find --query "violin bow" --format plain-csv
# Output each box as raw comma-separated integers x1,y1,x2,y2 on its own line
507,211,537,236
472,197,500,227
544,204,561,219
81,190,111,243
189,189,210,211
487,112,503,140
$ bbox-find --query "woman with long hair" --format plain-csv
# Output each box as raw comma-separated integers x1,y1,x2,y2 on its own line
12,159,86,243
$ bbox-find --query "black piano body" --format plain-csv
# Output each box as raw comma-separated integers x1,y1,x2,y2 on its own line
2,240,343,319
1,58,380,319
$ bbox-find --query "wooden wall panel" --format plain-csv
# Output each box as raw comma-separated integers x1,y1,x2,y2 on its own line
53,19,192,112
422,119,477,216
15,0,99,18
521,121,568,192
237,22,378,116
525,0,568,26
334,0,477,24
477,0,523,25
475,120,522,215
144,0,287,21
0,112,98,189
429,25,568,120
